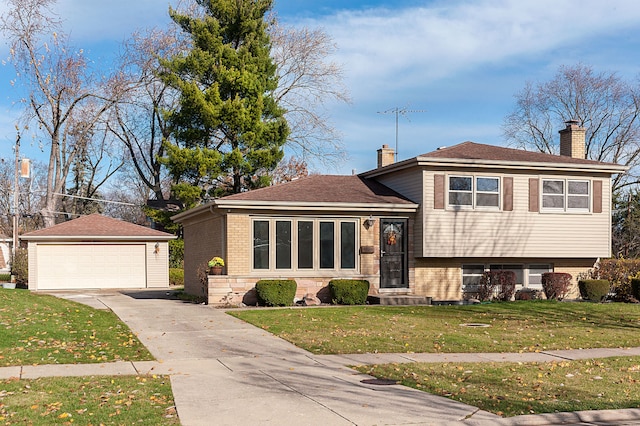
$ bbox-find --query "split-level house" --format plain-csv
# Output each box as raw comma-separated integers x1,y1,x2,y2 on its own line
173,121,627,304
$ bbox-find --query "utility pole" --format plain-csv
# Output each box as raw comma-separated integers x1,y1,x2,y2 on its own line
377,106,426,161
12,132,20,259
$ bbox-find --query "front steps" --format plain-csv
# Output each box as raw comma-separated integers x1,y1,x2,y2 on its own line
368,295,432,305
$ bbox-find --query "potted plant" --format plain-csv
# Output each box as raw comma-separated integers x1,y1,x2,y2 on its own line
208,257,224,275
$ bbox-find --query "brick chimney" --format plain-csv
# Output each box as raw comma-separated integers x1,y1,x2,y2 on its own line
559,119,586,159
377,144,395,168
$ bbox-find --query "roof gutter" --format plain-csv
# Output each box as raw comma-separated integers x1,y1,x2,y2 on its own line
362,157,628,177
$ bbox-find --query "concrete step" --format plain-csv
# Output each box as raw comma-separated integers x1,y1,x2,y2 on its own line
368,295,432,306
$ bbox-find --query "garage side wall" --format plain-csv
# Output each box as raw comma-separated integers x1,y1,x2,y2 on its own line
27,242,39,290
146,241,170,288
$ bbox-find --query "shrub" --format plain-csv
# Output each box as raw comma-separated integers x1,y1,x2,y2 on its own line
10,248,28,286
168,239,184,269
328,279,370,305
578,279,610,302
477,271,516,302
585,258,640,299
0,273,10,283
514,288,544,301
632,278,640,300
169,268,184,287
255,280,297,307
541,272,572,300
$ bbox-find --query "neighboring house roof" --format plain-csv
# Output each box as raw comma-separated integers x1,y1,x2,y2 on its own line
173,175,418,222
363,141,628,177
21,214,176,241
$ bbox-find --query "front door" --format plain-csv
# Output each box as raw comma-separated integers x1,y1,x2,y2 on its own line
380,219,408,289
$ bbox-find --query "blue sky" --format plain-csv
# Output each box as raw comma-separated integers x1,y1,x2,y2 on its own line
2,0,640,175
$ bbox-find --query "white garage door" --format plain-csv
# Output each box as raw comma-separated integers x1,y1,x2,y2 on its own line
36,244,147,290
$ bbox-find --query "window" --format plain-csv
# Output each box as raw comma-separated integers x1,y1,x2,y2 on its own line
449,176,500,209
253,221,269,270
275,221,291,269
542,179,590,212
252,218,358,272
462,265,484,291
462,264,553,292
528,264,552,289
297,221,313,269
490,264,524,286
319,222,335,269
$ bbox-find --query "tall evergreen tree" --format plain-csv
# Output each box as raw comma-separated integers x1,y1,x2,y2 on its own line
159,0,288,207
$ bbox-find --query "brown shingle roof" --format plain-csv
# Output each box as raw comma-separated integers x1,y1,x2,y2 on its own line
218,175,414,204
21,214,175,239
419,141,618,166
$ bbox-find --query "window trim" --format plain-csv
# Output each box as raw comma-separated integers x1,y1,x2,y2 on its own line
541,178,591,213
448,175,501,210
251,217,359,273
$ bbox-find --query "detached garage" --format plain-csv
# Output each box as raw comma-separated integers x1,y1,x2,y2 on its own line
21,214,176,290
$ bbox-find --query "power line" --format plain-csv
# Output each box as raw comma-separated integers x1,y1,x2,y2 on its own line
53,192,137,206
377,106,426,161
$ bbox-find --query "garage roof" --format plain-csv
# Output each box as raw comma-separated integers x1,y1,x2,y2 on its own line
21,214,176,241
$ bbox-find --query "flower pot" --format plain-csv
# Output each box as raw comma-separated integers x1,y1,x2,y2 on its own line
210,266,223,275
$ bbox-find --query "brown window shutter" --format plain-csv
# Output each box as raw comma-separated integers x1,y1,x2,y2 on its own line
434,174,445,209
529,178,539,212
593,180,603,213
503,177,513,211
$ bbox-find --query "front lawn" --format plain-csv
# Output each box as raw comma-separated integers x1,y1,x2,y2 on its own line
229,301,640,354
0,375,178,424
356,356,640,417
0,289,153,366
232,301,640,418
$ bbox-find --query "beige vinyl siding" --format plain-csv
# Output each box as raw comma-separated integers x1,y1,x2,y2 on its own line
423,170,612,258
145,241,169,287
376,169,424,257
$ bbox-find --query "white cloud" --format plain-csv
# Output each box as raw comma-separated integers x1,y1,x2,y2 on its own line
300,0,640,98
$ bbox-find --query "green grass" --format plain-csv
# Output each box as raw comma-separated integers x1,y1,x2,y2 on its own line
229,301,640,354
0,375,178,424
356,356,640,417
0,274,10,283
0,289,153,366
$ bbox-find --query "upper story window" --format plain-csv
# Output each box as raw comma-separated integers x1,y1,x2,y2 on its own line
252,218,358,272
542,179,590,212
449,176,500,209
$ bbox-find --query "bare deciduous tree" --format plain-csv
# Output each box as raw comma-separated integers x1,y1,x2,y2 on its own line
1,0,115,227
108,27,183,203
503,63,640,192
270,22,351,168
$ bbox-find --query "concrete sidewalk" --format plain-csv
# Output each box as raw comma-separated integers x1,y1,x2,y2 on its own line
5,289,640,426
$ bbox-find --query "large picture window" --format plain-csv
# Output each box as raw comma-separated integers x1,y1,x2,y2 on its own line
449,176,500,209
252,218,358,272
542,179,590,212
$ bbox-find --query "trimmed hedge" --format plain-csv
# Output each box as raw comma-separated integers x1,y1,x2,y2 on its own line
578,279,610,302
328,279,370,305
477,271,516,302
10,248,28,285
255,280,297,306
585,258,640,299
631,278,640,300
541,272,572,300
169,268,184,287
514,288,544,301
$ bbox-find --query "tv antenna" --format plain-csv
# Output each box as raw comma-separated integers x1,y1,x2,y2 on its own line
377,106,426,161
